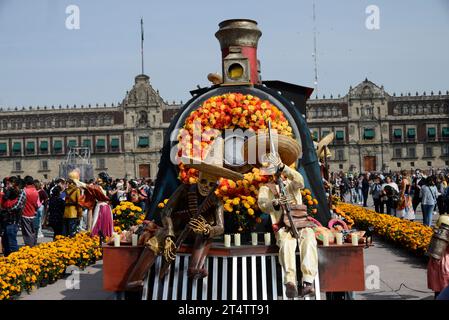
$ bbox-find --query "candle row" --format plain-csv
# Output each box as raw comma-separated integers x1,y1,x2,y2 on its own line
224,233,272,247
322,233,359,246
112,233,139,247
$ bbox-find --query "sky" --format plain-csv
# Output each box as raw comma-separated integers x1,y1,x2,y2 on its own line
1,0,449,108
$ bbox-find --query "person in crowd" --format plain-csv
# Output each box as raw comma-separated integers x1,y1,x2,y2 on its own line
63,178,82,237
47,186,65,239
436,174,448,214
349,176,357,204
21,176,39,247
420,176,439,227
361,173,370,207
381,176,399,216
370,176,384,213
0,177,24,256
397,170,415,221
412,169,425,213
356,174,364,205
50,178,67,200
34,179,48,240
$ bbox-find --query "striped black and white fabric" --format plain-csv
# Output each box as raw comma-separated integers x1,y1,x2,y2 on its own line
141,254,320,300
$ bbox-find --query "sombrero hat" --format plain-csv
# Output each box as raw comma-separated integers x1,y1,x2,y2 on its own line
180,157,243,181
316,132,334,159
179,137,243,181
242,132,301,168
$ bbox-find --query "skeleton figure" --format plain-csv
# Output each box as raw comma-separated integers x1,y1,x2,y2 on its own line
126,172,226,288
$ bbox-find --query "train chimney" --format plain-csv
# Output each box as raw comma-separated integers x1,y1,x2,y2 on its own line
215,19,262,85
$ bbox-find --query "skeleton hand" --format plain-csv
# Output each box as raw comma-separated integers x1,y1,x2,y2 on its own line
163,237,177,263
267,153,284,170
188,215,210,236
272,195,288,207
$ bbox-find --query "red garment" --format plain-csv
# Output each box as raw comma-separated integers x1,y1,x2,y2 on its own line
22,185,39,217
91,203,113,238
428,248,449,292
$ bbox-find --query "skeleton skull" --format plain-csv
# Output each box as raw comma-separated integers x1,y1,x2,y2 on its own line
197,172,217,196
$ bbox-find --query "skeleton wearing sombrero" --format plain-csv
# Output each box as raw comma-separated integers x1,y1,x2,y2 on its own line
126,138,243,289
246,131,318,299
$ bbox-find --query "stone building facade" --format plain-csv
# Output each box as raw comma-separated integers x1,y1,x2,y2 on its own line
1,76,448,181
0,74,180,181
307,79,449,173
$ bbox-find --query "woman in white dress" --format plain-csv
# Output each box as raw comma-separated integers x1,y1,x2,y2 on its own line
397,170,415,221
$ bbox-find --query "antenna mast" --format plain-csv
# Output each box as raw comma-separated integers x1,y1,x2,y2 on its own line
141,17,144,74
312,1,318,96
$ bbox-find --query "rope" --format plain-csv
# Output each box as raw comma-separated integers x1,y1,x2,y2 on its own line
393,283,433,294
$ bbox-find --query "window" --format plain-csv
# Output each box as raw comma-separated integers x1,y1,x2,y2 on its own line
53,140,63,154
40,141,48,154
410,162,415,167
407,147,416,158
90,118,96,126
12,142,21,155
393,129,402,139
443,145,449,156
336,150,344,161
339,164,343,169
110,138,120,152
13,161,22,172
442,127,449,139
97,158,106,169
397,162,401,168
0,143,7,156
40,160,48,171
424,147,433,158
446,160,449,166
26,141,35,155
335,130,344,141
138,136,149,148
83,139,91,150
322,130,330,137
96,139,106,152
427,127,436,139
394,148,402,158
363,128,375,140
427,161,432,167
312,131,318,141
68,140,77,149
407,128,416,139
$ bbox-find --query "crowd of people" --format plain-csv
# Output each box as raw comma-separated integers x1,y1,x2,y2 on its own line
0,172,154,257
331,169,449,226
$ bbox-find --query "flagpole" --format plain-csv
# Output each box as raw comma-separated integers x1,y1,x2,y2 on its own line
141,17,144,74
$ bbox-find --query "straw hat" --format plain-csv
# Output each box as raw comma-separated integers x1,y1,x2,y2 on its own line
180,138,243,181
316,132,334,159
242,132,301,168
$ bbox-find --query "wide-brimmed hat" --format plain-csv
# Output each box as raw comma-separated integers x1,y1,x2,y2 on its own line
181,156,243,181
242,132,301,168
316,132,334,159
179,137,243,181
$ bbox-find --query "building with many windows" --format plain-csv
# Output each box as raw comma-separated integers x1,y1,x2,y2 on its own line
1,76,448,180
307,78,449,173
0,74,180,180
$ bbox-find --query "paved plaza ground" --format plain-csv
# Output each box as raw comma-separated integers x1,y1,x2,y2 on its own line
15,199,436,300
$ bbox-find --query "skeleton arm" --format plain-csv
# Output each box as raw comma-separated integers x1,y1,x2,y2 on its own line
207,203,224,238
281,165,304,189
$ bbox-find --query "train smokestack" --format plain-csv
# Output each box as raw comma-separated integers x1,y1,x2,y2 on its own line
215,19,262,85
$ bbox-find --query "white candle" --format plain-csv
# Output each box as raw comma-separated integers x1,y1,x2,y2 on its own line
132,234,138,246
336,233,343,245
113,233,120,247
234,233,241,246
351,233,359,246
251,232,258,246
224,234,231,247
264,232,271,246
322,233,329,247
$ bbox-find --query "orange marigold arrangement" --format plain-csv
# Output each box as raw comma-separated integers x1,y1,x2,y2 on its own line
336,203,433,255
173,93,297,232
0,233,102,300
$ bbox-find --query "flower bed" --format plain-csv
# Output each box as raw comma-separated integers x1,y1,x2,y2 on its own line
112,201,145,233
336,203,433,255
0,233,102,300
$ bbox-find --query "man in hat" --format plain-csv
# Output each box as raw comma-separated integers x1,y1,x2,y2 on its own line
126,145,243,289
258,139,318,299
